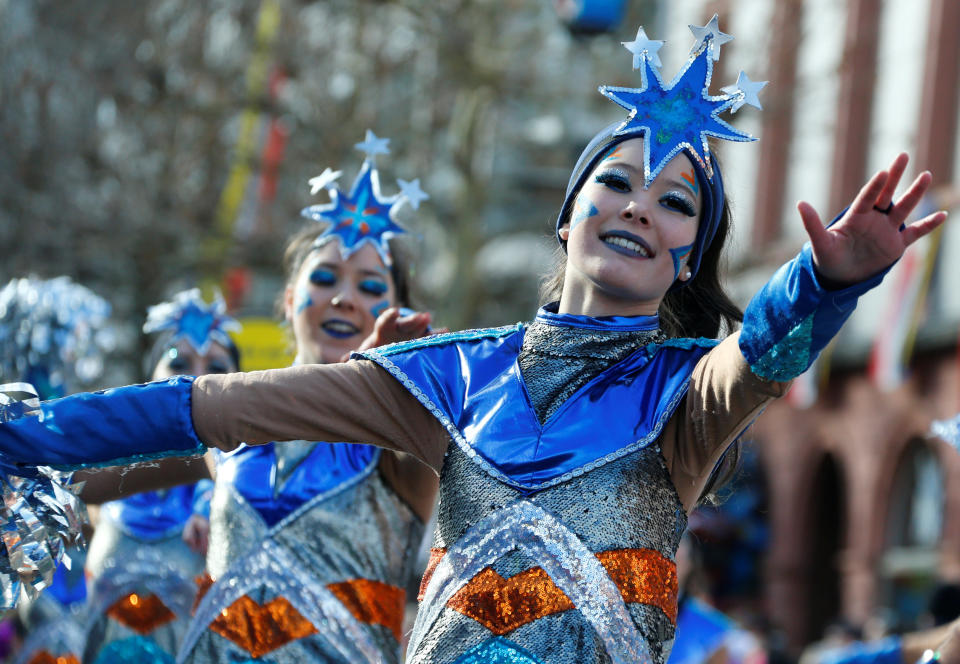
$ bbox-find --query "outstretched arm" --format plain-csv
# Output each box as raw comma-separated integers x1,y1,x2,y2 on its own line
740,153,948,383
799,152,947,285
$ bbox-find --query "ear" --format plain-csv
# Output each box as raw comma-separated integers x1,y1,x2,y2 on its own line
558,224,570,241
677,267,693,283
283,284,295,323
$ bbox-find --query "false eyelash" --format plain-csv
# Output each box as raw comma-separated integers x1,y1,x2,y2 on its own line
595,169,632,191
660,192,696,217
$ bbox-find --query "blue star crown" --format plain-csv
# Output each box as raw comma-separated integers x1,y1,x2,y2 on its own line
300,129,429,266
603,15,767,184
143,289,240,356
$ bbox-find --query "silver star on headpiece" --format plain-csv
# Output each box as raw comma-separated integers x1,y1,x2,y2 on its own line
354,129,390,158
689,14,733,61
308,168,343,195
621,26,664,70
397,178,430,210
721,71,768,113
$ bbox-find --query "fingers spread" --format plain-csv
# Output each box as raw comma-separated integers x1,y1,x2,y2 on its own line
798,201,828,243
876,153,909,205
901,211,948,246
851,170,889,214
891,171,933,224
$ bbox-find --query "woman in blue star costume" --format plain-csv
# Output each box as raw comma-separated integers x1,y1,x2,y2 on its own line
0,20,949,664
46,136,440,664
80,290,237,664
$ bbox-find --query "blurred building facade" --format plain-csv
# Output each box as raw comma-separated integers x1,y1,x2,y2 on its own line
663,0,960,651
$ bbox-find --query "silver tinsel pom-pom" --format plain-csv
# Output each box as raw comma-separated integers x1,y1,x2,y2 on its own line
0,384,87,610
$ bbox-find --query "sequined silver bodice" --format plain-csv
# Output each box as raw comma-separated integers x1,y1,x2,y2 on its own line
181,444,424,664
519,320,665,423
410,324,686,664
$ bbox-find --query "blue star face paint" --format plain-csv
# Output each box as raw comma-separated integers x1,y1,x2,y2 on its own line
669,243,694,281
371,300,390,318
294,287,314,315
570,195,599,229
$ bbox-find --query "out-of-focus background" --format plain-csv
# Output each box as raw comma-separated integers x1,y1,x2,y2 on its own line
2,0,960,659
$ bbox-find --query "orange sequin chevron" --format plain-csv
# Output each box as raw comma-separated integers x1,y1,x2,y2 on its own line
420,547,677,635
199,576,406,657
209,595,318,658
106,592,177,634
26,652,80,664
327,579,406,641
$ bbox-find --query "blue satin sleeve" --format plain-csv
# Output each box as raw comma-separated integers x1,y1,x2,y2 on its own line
820,636,902,664
0,376,206,471
739,243,890,381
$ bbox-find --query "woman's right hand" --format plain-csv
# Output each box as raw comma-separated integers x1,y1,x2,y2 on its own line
182,513,210,556
342,307,445,361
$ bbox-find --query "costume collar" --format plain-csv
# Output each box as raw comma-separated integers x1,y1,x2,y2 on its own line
535,302,660,332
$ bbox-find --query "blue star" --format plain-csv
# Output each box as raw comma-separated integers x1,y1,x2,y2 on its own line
397,178,430,210
621,26,664,70
599,43,754,183
301,159,407,265
143,289,239,356
354,129,390,158
689,14,733,61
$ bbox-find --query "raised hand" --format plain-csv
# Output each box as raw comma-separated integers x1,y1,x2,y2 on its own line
341,307,438,362
798,152,948,286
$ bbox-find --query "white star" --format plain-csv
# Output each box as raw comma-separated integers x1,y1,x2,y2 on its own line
721,71,767,113
308,167,342,195
354,129,390,158
397,178,429,210
689,14,733,61
621,26,664,70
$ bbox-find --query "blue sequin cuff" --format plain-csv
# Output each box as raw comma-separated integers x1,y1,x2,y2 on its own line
739,243,890,381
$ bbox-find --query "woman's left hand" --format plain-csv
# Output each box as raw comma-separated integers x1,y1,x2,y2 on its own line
798,152,948,286
342,307,444,361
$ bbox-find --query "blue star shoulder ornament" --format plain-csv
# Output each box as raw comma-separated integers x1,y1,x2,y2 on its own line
300,130,429,266
143,289,240,356
600,14,767,185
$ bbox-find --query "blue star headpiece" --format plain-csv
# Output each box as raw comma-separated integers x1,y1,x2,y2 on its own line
143,289,240,356
600,15,766,184
300,130,429,266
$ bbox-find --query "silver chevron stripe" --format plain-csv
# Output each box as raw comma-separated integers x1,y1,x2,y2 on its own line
177,538,386,664
411,500,653,664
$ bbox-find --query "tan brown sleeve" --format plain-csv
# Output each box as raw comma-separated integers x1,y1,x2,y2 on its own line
661,332,791,511
192,359,449,473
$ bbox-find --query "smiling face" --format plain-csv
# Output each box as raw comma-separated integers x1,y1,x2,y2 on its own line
152,338,236,380
284,240,396,365
557,137,702,317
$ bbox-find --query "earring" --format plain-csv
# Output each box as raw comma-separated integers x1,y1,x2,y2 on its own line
684,270,692,280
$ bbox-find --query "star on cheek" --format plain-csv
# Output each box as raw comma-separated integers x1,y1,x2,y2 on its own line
294,287,314,315
371,300,390,318
669,243,693,280
570,196,599,230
